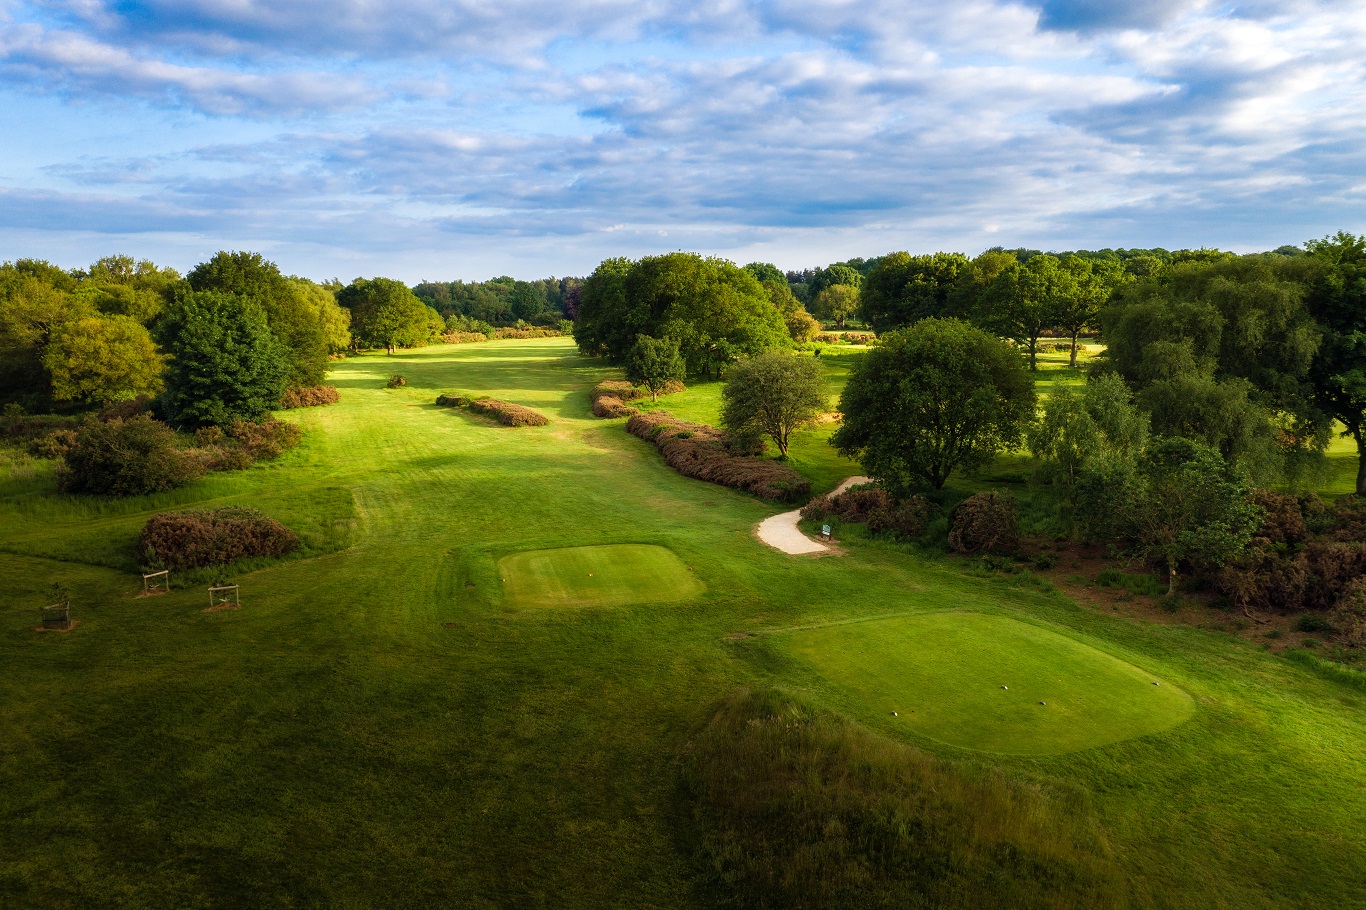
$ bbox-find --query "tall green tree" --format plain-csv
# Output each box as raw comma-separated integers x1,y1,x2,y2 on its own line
814,284,859,329
1305,231,1366,494
1055,255,1121,367
979,254,1073,371
43,315,166,405
859,252,970,332
624,335,685,402
721,352,827,457
158,290,290,427
189,251,330,385
833,318,1035,492
337,278,432,354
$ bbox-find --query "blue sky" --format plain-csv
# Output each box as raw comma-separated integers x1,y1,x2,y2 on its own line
2,0,1364,281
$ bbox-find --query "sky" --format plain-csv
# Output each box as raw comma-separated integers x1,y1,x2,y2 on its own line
1,0,1364,282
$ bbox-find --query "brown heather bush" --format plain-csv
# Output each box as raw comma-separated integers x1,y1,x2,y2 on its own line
949,491,1020,555
683,689,1122,910
435,393,472,407
800,495,833,521
867,496,933,540
490,326,562,339
139,506,300,570
225,419,302,461
468,398,550,427
441,331,489,344
96,396,155,421
814,333,841,344
842,332,876,345
280,385,340,409
626,411,809,502
387,375,408,388
28,429,78,459
591,397,640,419
591,380,646,404
1,408,77,445
1325,495,1366,542
800,487,932,540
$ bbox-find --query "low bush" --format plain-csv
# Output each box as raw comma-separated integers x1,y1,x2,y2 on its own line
139,506,300,570
387,375,407,388
591,380,646,404
814,333,841,344
589,379,679,419
468,398,549,427
96,396,155,421
842,332,876,345
867,496,933,540
948,491,1020,555
28,429,78,459
441,331,489,345
1095,570,1166,598
57,415,204,496
280,385,340,409
0,407,77,445
225,419,302,462
626,411,809,502
799,495,833,521
682,689,1122,910
490,326,562,339
591,397,640,419
801,488,931,539
435,393,472,407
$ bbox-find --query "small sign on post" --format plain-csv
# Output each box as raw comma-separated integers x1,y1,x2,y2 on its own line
41,601,71,631
142,570,170,596
821,524,832,540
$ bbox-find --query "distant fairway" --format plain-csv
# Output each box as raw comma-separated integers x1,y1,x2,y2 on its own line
499,544,704,608
777,612,1195,755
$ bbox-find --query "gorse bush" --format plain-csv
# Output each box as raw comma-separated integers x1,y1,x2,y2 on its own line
468,398,549,427
683,689,1123,910
435,393,472,407
139,506,300,570
280,385,340,409
386,375,407,388
626,411,809,502
949,491,1020,555
57,415,204,496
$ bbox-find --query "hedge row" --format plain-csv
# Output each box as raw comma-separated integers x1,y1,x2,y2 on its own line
590,380,644,419
626,411,809,502
490,326,562,339
280,385,340,409
139,506,300,570
441,331,489,344
468,398,550,427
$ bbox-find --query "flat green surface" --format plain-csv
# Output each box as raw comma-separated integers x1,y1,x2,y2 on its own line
778,612,1195,755
500,544,703,608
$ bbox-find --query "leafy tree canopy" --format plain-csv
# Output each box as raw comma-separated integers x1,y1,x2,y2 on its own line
1305,231,1366,493
337,277,433,354
721,352,827,457
624,334,686,402
859,252,970,332
43,315,166,405
832,318,1036,492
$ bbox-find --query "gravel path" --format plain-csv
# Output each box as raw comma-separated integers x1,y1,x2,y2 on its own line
754,475,871,555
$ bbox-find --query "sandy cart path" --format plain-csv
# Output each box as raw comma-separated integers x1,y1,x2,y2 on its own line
754,475,871,555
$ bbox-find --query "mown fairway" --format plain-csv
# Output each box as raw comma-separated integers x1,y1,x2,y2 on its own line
3,338,1366,908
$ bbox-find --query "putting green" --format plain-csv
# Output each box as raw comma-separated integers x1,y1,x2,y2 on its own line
498,544,705,608
777,612,1195,755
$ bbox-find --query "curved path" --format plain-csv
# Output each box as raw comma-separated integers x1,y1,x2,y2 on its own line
754,475,870,555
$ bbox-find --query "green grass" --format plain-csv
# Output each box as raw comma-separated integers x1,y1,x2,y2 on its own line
2,337,1366,909
499,544,704,608
770,612,1194,755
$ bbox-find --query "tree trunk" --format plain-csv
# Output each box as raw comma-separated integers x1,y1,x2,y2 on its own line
1167,560,1178,595
1028,339,1038,372
1356,427,1366,496
1069,332,1080,368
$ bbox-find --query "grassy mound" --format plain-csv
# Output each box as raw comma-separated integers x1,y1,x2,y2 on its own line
468,398,549,427
773,612,1194,755
684,689,1122,910
499,544,703,608
626,410,810,502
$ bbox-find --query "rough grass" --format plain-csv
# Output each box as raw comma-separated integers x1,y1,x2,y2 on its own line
468,397,550,426
626,410,810,502
684,688,1124,910
498,544,704,608
766,612,1195,755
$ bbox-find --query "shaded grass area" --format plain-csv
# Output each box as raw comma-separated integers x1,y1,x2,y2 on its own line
768,612,1194,755
1,338,1366,908
499,544,704,608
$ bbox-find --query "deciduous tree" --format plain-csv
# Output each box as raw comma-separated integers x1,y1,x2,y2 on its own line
721,352,827,457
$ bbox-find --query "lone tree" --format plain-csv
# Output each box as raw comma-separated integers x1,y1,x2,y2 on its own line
624,334,685,402
158,290,290,428
338,277,433,354
832,318,1035,492
814,284,859,329
720,352,827,458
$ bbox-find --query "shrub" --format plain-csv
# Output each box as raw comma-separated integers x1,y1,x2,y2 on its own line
490,326,562,339
96,396,155,421
279,385,340,409
28,429,78,459
800,495,833,521
0,407,78,445
591,397,640,419
828,487,892,523
1297,613,1336,634
591,380,646,404
387,375,408,388
948,491,1020,555
842,332,876,345
1326,495,1366,542
435,394,472,407
224,419,302,462
441,331,489,345
626,411,809,502
57,416,204,496
1250,490,1309,547
815,333,841,344
139,506,300,570
468,398,550,427
867,496,933,540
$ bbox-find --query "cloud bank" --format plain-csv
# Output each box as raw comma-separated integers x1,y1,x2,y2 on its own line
2,0,1364,278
